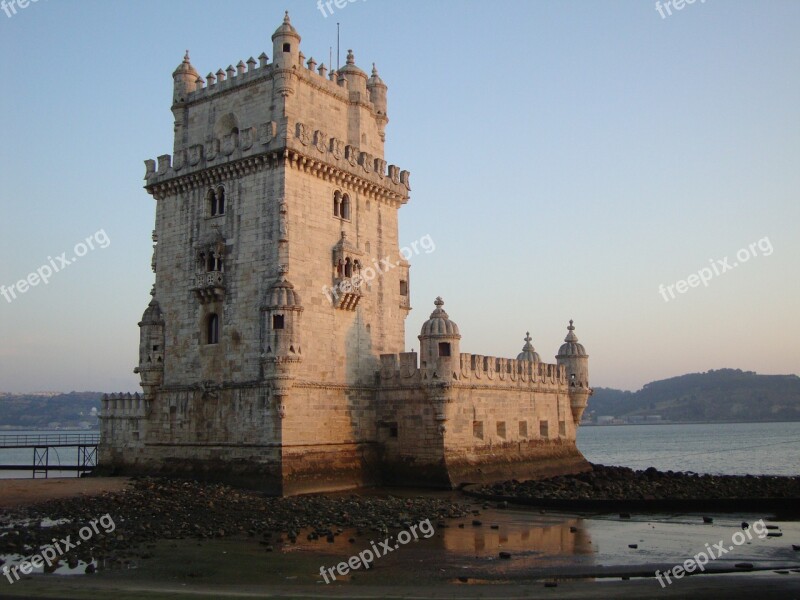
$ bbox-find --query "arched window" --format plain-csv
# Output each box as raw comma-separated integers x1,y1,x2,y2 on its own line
341,194,351,220
207,314,219,344
216,186,225,215
344,257,352,278
333,191,342,217
208,187,225,217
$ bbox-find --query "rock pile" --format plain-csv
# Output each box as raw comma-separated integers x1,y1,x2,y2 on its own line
0,477,469,573
479,464,800,501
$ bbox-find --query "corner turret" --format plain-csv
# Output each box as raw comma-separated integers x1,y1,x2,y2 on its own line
272,11,301,70
134,296,165,399
172,51,201,105
339,49,368,95
418,297,461,378
556,320,591,424
516,331,541,362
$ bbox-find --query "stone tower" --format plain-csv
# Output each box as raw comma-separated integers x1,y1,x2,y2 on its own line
101,13,412,494
100,12,592,494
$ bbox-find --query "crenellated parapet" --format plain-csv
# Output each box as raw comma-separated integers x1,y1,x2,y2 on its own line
100,393,149,419
379,351,568,390
144,117,410,205
457,354,568,388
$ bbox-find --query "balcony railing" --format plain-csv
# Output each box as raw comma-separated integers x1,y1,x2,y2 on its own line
192,271,225,302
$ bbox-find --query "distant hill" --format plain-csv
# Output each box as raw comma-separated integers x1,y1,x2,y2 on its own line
2,369,799,429
587,369,800,423
0,392,103,429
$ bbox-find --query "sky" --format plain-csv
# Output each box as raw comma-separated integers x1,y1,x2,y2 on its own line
0,0,798,394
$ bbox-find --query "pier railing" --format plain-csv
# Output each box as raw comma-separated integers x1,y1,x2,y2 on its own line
0,433,99,478
0,433,99,448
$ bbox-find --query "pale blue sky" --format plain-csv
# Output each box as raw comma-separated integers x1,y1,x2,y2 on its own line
1,0,798,393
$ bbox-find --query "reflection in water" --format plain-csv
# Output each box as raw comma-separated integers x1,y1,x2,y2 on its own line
442,514,594,559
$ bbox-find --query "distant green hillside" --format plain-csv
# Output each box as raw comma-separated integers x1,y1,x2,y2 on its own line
0,392,102,429
587,369,800,422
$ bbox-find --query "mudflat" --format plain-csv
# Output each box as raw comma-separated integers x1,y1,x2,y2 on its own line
0,478,130,509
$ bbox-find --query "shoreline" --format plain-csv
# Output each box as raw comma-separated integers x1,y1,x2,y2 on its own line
0,476,798,598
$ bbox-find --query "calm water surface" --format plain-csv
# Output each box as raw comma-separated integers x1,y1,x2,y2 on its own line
1,423,798,479
577,422,800,476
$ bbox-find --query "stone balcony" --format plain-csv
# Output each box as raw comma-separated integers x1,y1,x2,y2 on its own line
332,276,362,311
192,271,225,303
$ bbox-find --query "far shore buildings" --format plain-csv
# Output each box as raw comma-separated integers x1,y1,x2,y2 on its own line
100,13,592,495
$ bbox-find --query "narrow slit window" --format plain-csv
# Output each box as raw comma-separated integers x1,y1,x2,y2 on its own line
207,314,219,345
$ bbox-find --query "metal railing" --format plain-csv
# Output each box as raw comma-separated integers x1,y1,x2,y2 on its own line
0,433,100,448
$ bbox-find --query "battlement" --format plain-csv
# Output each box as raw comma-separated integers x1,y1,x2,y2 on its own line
181,50,373,107
101,393,149,419
379,352,569,388
143,117,411,202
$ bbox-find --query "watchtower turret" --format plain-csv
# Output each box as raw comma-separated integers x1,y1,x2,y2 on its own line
272,11,301,70
172,51,201,105
418,297,461,378
556,320,591,424
134,296,165,400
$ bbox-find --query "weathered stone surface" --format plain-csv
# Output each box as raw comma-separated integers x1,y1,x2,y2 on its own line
100,14,593,494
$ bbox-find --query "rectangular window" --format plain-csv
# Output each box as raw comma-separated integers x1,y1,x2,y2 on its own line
519,421,528,438
559,421,567,437
272,315,285,330
496,421,506,439
438,342,451,357
400,279,408,296
389,424,398,438
539,420,549,439
473,420,484,440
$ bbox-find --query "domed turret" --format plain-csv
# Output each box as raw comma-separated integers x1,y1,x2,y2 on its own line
556,320,590,424
557,320,587,358
135,298,165,398
139,298,164,326
266,274,302,310
339,49,368,95
418,297,461,374
272,11,301,69
173,51,201,104
262,270,303,363
516,332,541,362
367,63,388,118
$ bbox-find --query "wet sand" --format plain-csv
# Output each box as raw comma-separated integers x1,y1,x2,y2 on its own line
0,477,130,509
